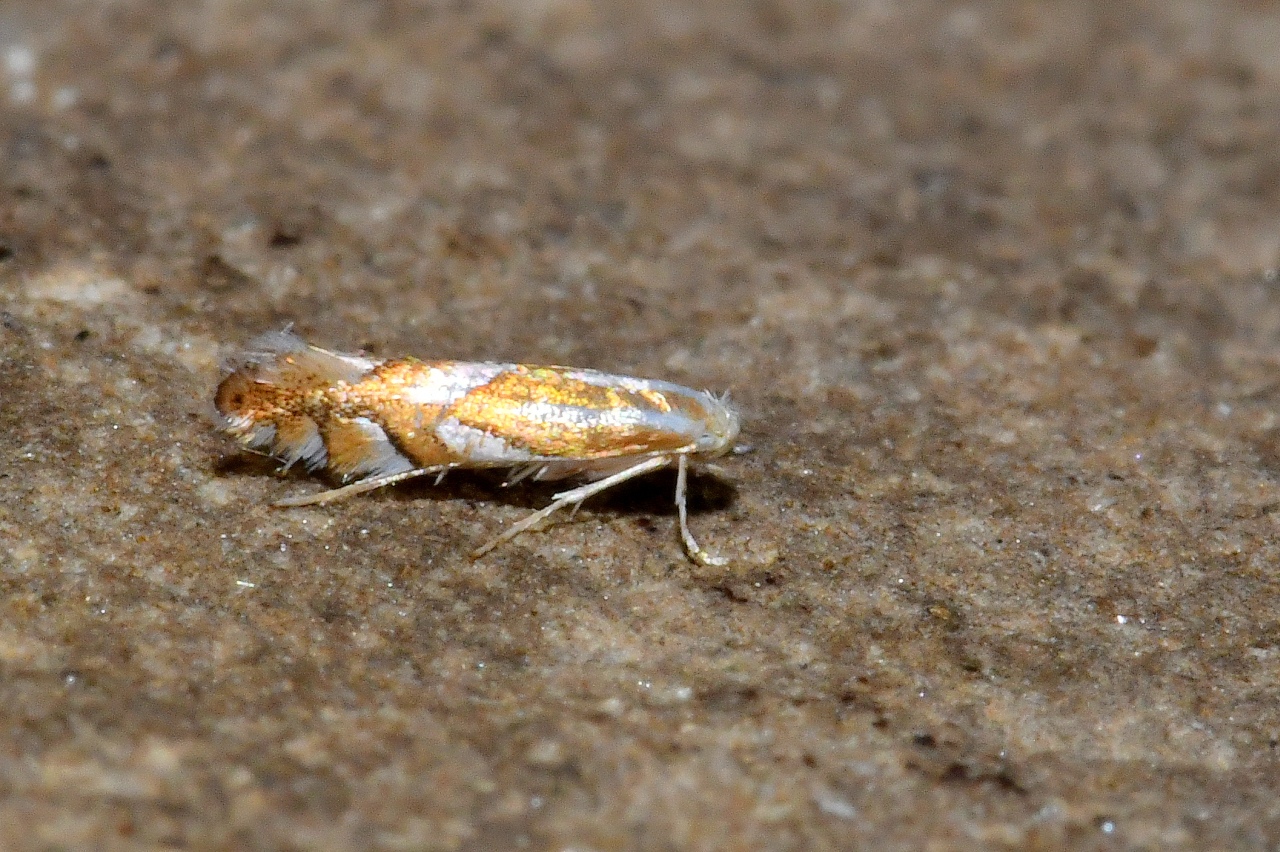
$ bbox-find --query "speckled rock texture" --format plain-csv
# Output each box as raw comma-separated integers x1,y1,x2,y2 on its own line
3,1,1280,849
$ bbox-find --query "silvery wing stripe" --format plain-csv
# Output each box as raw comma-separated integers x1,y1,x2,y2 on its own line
345,417,417,479
513,400,704,444
559,369,715,402
401,363,514,407
436,416,535,463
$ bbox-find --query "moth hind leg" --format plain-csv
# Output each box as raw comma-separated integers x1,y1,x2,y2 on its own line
273,466,451,507
472,455,672,559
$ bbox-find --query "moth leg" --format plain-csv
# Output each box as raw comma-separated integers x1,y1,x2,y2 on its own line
676,453,727,567
273,466,451,507
472,455,671,559
502,463,546,487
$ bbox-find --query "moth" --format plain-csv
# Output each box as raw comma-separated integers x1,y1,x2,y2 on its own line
215,331,741,564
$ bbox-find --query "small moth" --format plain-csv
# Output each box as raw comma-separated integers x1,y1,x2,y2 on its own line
214,331,741,564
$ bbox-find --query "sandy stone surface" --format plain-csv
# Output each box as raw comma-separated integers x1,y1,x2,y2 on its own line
4,0,1280,848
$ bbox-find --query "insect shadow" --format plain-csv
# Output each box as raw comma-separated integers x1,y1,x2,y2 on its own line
213,453,738,518
391,464,738,520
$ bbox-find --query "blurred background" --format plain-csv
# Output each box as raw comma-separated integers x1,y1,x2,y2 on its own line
2,2,1279,848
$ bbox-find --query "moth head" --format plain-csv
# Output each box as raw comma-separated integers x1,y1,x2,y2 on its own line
694,391,741,458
